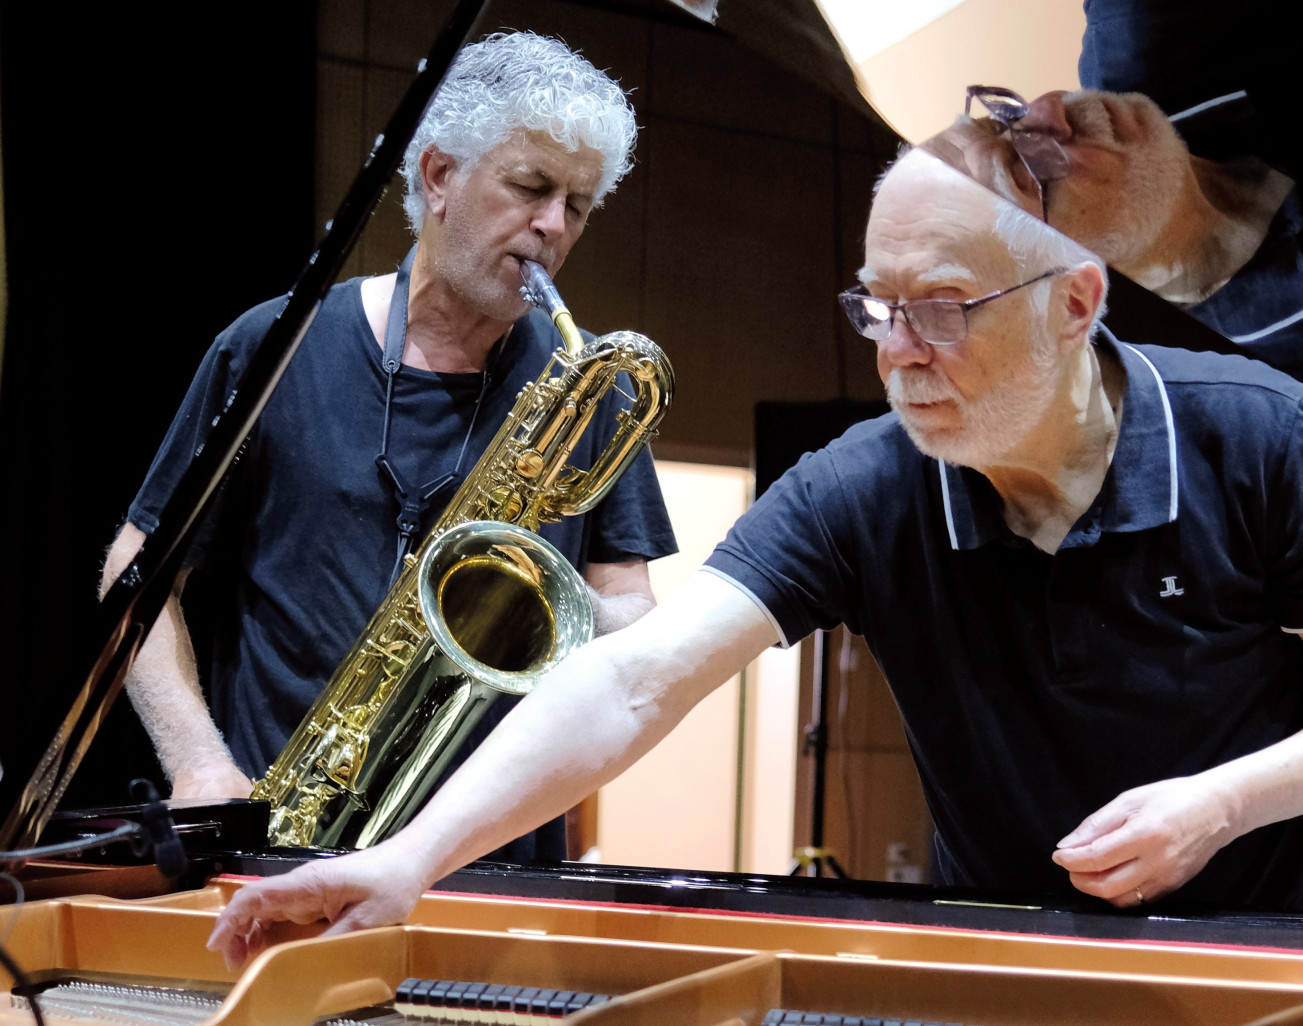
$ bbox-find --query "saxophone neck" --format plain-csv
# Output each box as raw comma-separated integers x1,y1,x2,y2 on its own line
519,259,584,356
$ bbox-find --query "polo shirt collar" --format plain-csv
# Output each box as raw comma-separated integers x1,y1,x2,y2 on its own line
936,327,1180,551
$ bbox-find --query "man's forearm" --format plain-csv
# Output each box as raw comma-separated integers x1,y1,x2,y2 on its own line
1199,728,1303,841
103,524,245,791
123,593,242,785
393,572,775,888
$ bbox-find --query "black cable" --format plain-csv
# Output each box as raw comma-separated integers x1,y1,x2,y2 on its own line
0,940,46,1026
1,823,144,863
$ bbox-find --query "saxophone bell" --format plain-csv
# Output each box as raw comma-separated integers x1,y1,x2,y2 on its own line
254,263,672,850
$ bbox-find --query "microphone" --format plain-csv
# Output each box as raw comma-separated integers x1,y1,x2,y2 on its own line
130,779,187,878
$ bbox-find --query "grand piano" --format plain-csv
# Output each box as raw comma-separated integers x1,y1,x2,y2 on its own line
2,0,1302,1023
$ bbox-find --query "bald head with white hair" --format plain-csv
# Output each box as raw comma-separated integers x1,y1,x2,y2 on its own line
860,150,1117,552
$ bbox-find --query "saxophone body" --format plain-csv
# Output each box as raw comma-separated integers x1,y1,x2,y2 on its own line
251,262,673,848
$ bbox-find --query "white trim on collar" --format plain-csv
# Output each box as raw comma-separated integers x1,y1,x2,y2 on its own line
938,461,960,551
1229,306,1303,345
1169,89,1249,123
1122,343,1180,522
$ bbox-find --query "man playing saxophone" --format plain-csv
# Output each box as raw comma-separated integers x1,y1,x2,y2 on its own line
100,30,676,864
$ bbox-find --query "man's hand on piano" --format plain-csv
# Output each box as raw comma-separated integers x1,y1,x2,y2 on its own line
1049,774,1237,908
172,761,255,800
207,839,430,969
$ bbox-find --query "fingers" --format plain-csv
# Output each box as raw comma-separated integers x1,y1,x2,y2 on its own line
1053,821,1145,875
206,870,333,969
1066,864,1166,908
1056,797,1136,850
207,892,270,971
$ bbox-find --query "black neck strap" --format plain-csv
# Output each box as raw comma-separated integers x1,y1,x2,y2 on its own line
374,245,500,587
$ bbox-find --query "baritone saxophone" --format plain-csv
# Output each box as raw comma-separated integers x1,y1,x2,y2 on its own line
251,260,673,849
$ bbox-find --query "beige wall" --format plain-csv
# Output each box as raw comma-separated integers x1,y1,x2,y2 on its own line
842,0,1085,143
315,0,901,468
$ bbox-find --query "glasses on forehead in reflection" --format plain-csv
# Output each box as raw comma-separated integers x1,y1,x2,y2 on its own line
964,85,1069,221
838,268,1067,346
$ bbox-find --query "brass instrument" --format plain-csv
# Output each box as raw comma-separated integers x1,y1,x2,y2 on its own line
251,261,674,848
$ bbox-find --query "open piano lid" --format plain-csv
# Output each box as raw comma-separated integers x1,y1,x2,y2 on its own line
0,0,492,858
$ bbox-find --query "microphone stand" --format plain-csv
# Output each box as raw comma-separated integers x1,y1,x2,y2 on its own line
791,628,847,879
0,0,489,856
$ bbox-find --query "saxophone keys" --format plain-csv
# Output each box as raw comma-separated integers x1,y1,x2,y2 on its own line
514,450,545,478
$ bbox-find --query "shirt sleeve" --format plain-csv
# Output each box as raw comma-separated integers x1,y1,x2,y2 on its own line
125,299,280,564
1268,398,1303,631
704,444,861,647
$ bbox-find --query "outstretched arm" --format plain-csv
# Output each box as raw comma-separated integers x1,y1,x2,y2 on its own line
1053,725,1303,906
102,524,252,799
207,569,779,967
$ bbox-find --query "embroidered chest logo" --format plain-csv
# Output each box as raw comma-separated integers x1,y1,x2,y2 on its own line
1159,575,1185,598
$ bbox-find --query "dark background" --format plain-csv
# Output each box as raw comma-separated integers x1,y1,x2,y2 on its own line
0,5,318,806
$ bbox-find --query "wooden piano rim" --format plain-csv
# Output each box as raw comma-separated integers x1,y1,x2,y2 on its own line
201,874,1303,987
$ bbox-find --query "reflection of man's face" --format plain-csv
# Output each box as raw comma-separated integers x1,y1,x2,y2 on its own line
924,89,1200,276
863,152,1064,469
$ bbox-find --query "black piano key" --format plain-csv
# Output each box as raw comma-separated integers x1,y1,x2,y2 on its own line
460,982,487,1010
546,990,576,1017
565,992,593,1014
411,980,443,1011
496,984,523,1012
479,983,504,1010
395,978,421,1004
425,979,453,1007
529,988,559,1015
444,981,469,1009
513,986,540,1014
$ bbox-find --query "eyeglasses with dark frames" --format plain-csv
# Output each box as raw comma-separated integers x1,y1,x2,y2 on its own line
838,268,1067,346
964,85,1069,221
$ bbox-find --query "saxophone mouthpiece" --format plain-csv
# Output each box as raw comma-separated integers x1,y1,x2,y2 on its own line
518,259,564,314
518,260,583,356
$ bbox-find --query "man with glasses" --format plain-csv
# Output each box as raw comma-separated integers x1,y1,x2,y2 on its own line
925,85,1302,378
209,148,1303,966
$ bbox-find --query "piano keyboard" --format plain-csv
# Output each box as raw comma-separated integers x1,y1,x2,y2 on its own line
11,975,987,1025
393,978,612,1021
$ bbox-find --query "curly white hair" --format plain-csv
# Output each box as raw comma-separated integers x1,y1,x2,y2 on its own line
400,31,638,233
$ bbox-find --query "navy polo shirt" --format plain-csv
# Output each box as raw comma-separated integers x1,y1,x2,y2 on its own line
706,329,1303,908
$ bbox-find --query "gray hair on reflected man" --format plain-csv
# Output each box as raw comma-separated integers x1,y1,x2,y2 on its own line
400,31,638,233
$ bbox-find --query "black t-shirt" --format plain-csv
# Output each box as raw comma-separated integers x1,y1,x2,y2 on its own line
128,277,677,857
